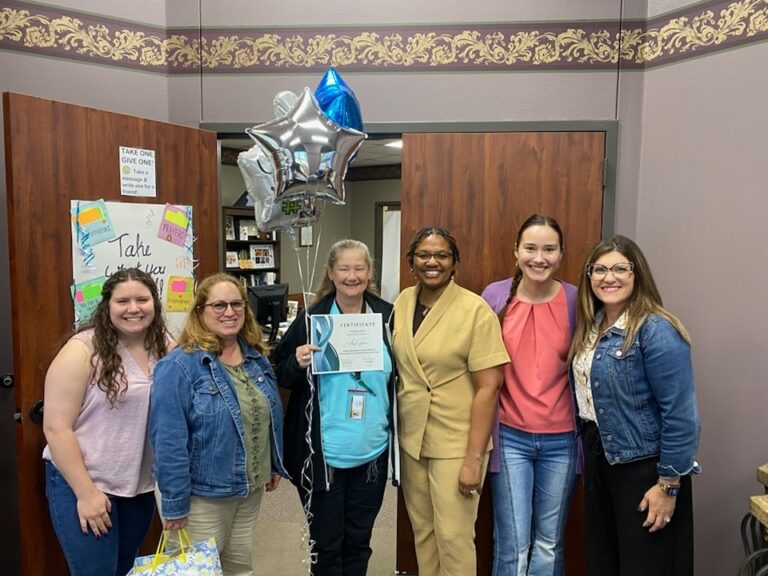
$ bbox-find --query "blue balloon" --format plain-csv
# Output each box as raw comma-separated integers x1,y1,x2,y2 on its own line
314,67,363,132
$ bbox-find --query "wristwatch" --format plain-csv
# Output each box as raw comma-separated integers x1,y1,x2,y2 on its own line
657,480,680,497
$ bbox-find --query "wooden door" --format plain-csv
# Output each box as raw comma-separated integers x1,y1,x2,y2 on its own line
396,131,605,575
2,93,219,575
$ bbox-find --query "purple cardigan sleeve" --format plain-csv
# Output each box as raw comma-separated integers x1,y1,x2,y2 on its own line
480,279,514,315
480,279,512,474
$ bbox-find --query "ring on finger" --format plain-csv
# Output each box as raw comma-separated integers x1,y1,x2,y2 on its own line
469,489,479,496
663,517,671,524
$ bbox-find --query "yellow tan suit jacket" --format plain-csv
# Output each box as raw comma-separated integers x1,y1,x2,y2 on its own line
393,280,510,460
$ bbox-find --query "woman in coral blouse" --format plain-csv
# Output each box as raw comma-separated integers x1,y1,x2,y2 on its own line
481,215,578,576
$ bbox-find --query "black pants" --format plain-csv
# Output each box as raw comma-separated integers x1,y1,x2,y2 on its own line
299,450,388,576
582,421,694,576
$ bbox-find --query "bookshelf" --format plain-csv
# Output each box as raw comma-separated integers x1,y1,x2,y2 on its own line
222,206,280,287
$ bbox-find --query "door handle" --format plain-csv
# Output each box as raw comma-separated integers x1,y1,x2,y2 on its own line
29,400,44,426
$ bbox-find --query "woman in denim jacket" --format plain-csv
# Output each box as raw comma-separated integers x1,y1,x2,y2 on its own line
150,273,287,575
570,236,700,576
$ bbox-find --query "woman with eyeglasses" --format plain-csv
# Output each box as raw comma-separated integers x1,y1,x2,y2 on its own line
150,273,287,574
274,239,396,576
43,268,171,576
570,236,700,576
392,227,509,576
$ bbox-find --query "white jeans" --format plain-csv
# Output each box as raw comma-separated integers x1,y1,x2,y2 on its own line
156,487,265,576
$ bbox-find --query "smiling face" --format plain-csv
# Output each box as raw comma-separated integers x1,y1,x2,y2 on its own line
412,234,456,294
514,224,562,286
200,281,245,345
328,248,372,302
109,280,156,340
590,250,635,316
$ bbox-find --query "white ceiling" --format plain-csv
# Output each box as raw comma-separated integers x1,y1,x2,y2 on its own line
225,136,402,167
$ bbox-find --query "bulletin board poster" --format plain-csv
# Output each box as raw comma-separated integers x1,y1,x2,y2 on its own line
70,200,196,336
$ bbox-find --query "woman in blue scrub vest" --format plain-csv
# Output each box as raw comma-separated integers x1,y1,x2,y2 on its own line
275,239,396,576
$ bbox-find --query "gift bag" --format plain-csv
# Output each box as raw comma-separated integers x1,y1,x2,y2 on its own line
128,529,223,575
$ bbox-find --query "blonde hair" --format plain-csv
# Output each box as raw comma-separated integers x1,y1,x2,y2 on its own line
177,273,266,355
312,239,379,303
569,235,690,361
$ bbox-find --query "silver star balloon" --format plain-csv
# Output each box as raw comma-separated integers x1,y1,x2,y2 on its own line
245,88,366,205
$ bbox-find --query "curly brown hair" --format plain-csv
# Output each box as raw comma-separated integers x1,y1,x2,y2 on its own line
78,268,169,407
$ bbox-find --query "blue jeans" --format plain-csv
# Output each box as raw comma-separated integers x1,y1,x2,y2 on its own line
491,425,577,576
298,450,388,576
45,461,156,576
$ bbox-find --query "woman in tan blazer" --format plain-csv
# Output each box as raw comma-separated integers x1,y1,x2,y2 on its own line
392,227,509,576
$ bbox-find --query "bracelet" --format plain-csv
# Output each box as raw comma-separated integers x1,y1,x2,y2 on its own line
657,480,680,496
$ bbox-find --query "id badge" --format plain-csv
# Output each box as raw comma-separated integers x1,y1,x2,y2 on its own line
348,389,367,420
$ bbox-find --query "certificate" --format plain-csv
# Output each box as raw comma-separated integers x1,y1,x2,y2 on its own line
310,313,383,374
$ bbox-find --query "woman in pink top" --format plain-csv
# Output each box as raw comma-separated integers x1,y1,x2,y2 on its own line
42,268,170,576
481,215,578,576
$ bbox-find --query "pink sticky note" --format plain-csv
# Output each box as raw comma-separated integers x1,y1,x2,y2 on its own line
171,280,187,293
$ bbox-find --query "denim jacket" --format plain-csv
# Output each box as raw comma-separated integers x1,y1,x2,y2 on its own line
150,340,288,519
584,313,701,477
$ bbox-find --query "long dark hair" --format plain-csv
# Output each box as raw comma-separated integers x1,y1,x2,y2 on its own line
498,214,563,322
79,268,169,407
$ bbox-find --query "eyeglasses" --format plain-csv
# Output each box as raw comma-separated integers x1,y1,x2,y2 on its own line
413,251,453,262
202,300,246,314
586,263,634,279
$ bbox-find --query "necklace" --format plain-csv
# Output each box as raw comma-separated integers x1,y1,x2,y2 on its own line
417,301,431,317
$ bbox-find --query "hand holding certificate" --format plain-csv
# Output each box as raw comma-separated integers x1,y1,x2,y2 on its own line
310,313,383,374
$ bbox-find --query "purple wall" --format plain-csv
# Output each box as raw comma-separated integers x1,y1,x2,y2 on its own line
1,0,766,572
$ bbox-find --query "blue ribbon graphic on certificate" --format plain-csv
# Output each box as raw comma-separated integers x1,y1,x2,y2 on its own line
310,313,383,374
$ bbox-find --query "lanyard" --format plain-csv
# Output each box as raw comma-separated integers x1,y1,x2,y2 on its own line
351,371,377,396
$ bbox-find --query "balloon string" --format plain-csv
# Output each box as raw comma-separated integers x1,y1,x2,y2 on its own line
286,226,321,572
299,365,317,573
310,205,324,294
289,230,312,315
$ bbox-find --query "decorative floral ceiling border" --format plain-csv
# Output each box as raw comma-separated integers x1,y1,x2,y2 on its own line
1,0,766,73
